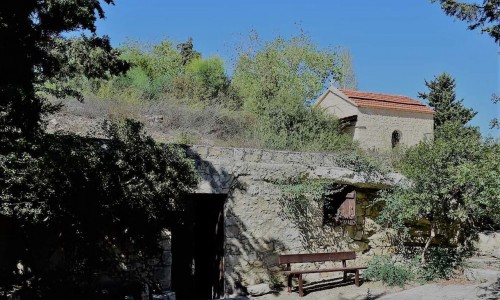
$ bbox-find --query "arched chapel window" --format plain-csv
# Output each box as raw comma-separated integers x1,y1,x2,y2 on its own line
391,130,401,148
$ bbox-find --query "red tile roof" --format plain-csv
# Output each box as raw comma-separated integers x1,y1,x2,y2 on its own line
340,89,434,114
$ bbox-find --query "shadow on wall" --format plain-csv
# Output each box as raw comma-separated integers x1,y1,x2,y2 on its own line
276,188,383,254
224,204,287,294
277,191,354,252
185,147,287,295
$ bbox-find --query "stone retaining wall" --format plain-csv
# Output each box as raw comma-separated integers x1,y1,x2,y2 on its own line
179,146,397,295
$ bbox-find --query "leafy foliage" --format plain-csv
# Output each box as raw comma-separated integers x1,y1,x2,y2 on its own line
252,105,354,152
431,0,500,43
278,178,332,221
490,93,499,129
0,2,200,299
231,31,360,152
276,156,388,249
75,32,362,154
82,38,239,107
0,1,128,139
366,250,465,286
107,39,184,101
431,1,499,129
185,56,229,103
232,31,341,112
277,178,348,250
0,120,198,299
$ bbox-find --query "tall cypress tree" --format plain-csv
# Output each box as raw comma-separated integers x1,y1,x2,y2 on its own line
418,73,477,130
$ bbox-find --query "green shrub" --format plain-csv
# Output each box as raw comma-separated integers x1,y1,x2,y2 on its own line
268,273,284,290
364,255,414,287
252,104,355,153
417,248,463,281
185,56,228,102
175,131,200,145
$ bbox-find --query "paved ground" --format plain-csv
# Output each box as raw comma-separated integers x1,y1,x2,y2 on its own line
226,277,399,300
243,276,500,300
251,256,500,300
378,280,499,300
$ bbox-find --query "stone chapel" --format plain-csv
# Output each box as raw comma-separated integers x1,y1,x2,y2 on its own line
316,86,434,152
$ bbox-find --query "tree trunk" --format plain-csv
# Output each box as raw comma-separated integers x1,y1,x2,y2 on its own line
421,223,436,264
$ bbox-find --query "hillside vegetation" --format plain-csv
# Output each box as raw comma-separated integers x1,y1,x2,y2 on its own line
55,33,362,154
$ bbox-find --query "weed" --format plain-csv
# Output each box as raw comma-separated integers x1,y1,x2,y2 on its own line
364,255,414,287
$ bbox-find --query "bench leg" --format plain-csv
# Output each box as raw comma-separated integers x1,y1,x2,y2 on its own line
298,274,304,297
287,274,292,293
342,260,347,282
355,269,360,287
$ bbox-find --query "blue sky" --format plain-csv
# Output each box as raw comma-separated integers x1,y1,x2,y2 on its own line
95,0,499,137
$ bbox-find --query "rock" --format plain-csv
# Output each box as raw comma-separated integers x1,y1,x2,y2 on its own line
351,241,369,252
368,231,393,248
364,218,381,234
492,249,500,259
226,225,239,238
467,256,500,272
262,253,278,267
464,268,500,282
353,231,364,241
475,231,500,256
246,283,271,296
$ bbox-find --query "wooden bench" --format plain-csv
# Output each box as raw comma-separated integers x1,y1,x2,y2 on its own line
278,251,367,297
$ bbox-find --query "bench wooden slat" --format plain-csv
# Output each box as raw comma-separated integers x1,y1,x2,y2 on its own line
285,266,367,275
278,251,356,264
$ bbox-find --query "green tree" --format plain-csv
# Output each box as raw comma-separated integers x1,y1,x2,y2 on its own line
116,39,184,100
231,31,356,152
0,0,128,140
377,123,500,265
177,37,201,66
185,56,228,102
378,73,498,271
418,73,476,129
333,47,358,90
232,31,341,113
431,0,499,43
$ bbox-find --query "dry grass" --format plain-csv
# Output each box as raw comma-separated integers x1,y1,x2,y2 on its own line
48,95,258,146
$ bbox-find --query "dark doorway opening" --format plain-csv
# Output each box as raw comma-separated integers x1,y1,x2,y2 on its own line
171,194,225,300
